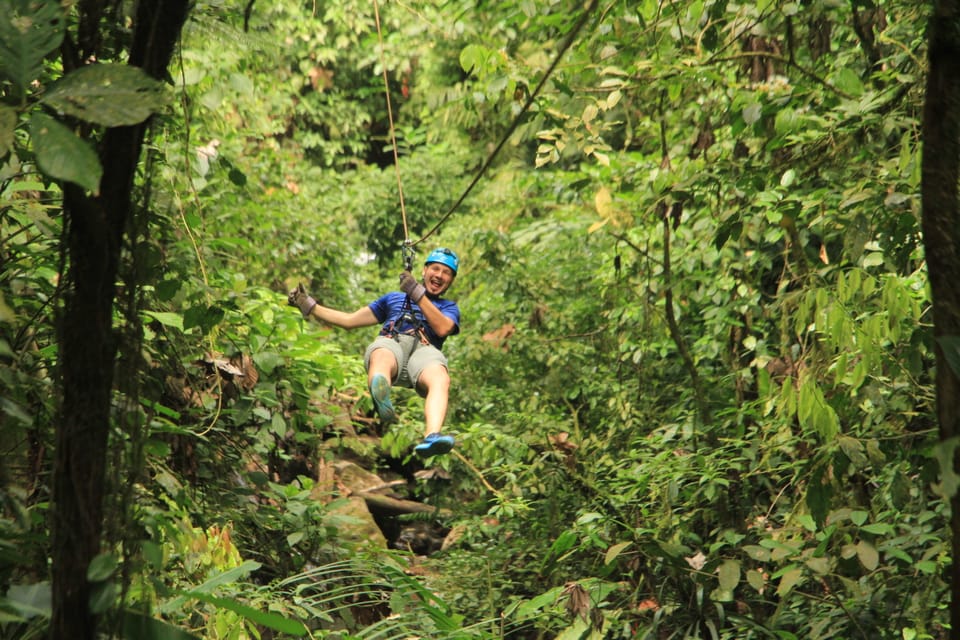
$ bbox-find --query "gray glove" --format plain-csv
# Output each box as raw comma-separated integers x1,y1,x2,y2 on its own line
399,271,425,302
287,283,317,317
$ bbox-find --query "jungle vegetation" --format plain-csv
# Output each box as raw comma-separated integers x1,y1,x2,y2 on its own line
1,0,959,639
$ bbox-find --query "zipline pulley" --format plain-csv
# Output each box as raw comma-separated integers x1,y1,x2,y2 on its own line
402,240,415,272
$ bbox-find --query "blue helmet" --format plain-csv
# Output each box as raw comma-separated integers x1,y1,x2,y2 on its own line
425,247,459,274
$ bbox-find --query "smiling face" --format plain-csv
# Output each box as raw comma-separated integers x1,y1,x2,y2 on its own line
421,262,456,297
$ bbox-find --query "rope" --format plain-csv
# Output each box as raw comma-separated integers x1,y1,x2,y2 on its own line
372,0,601,255
372,0,410,243
412,0,601,246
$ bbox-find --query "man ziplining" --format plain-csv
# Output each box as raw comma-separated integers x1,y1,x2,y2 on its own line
288,247,461,457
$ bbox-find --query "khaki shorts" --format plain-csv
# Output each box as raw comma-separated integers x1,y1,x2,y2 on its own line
364,334,448,393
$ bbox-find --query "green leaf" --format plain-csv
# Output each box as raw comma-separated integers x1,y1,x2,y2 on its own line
287,531,304,547
142,541,164,571
798,376,839,440
745,568,765,593
862,252,884,268
832,67,865,97
5,581,51,620
41,63,168,126
513,585,563,618
779,168,796,187
270,412,286,437
460,43,496,75
604,541,632,565
30,112,102,193
88,580,118,614
87,553,118,582
717,559,740,592
855,540,879,571
550,529,578,556
742,101,762,125
122,611,201,640
860,522,894,535
555,617,590,640
774,108,800,135
143,310,185,331
775,566,804,597
183,304,224,335
804,556,831,575
0,0,66,97
192,560,260,594
742,545,771,562
180,591,307,636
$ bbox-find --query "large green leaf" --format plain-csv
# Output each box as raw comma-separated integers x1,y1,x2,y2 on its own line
41,64,169,126
179,591,308,636
4,581,51,620
29,112,102,193
122,611,201,640
0,0,65,97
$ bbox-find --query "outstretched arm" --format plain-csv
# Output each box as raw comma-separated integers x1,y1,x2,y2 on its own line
289,283,378,329
307,304,378,329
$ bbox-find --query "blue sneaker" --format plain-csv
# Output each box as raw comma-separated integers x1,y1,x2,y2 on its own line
414,433,455,457
369,374,396,426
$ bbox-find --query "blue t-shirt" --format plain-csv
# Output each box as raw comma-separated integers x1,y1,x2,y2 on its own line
368,291,461,349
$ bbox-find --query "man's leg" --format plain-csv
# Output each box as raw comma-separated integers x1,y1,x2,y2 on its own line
413,364,454,456
417,363,450,436
366,346,400,426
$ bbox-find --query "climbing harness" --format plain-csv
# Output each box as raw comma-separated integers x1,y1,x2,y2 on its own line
380,294,430,345
372,0,601,254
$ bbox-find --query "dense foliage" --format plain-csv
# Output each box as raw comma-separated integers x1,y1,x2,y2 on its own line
0,0,951,639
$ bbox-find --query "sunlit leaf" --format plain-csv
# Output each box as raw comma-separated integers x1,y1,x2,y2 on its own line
604,541,632,565
717,559,740,592
775,566,804,597
143,311,185,331
856,540,879,571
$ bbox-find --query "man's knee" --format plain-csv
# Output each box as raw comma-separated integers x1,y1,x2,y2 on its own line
418,365,450,391
368,347,399,377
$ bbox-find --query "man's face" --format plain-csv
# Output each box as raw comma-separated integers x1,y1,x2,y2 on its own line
422,262,456,296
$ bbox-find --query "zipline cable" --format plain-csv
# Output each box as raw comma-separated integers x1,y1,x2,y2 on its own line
373,0,601,257
372,0,412,263
412,0,601,247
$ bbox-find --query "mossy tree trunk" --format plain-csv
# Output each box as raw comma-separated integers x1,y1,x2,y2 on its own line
50,2,191,638
920,1,960,635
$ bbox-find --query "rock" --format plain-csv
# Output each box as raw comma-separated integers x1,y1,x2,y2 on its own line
326,496,387,549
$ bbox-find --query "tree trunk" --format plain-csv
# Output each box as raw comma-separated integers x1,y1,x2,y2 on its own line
50,3,191,639
920,1,960,636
